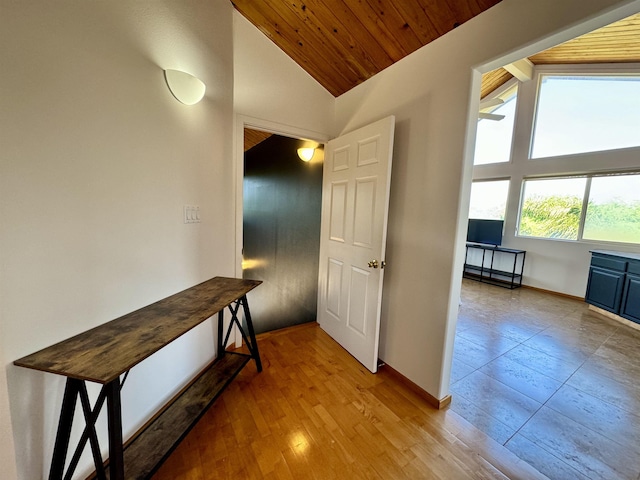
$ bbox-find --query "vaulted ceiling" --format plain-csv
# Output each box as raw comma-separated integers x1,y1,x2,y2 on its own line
481,12,640,98
232,0,503,97
237,3,640,151
233,2,639,100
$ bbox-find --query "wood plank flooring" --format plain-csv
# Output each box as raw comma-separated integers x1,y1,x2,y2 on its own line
153,321,546,479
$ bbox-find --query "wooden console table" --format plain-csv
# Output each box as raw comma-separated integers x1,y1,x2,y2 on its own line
14,277,262,480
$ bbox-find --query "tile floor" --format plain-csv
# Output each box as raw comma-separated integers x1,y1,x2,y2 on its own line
451,279,640,480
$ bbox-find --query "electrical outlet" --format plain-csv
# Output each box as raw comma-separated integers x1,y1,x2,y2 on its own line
183,205,201,224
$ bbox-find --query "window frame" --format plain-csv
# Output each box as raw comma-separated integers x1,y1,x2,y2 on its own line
516,171,640,245
473,79,520,167
528,64,640,161
468,178,511,220
472,63,640,250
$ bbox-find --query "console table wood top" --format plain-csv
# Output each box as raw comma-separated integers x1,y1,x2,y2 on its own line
14,276,261,384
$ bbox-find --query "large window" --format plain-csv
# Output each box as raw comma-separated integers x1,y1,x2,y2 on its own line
474,66,640,248
473,86,518,165
531,75,640,158
518,173,640,244
469,180,509,220
584,174,640,243
518,177,586,240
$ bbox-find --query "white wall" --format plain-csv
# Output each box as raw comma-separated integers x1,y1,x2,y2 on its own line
474,64,640,297
233,11,335,136
0,1,235,478
335,0,640,400
0,340,18,480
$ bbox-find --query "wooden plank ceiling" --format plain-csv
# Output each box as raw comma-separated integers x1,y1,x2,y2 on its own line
239,7,639,151
244,129,273,152
233,2,640,100
232,0,502,97
481,12,640,98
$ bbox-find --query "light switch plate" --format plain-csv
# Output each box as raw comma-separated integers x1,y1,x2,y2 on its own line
184,205,200,224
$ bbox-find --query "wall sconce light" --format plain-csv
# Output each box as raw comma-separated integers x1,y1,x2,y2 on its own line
297,148,315,162
164,69,206,105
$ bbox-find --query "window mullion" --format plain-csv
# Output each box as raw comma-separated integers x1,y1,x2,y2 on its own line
577,177,592,241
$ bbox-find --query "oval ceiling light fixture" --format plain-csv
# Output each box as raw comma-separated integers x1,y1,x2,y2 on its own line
164,69,206,105
297,147,315,162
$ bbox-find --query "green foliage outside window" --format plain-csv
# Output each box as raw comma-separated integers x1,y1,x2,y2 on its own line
520,194,640,243
519,195,582,239
584,201,640,243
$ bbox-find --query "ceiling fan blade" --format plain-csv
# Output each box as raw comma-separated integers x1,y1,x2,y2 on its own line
479,97,504,111
478,112,505,121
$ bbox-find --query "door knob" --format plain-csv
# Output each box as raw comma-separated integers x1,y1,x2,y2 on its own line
368,260,379,269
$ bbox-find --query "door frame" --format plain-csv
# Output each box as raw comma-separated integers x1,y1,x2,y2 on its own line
233,114,329,345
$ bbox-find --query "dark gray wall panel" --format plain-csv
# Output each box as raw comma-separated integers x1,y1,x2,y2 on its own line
243,135,322,334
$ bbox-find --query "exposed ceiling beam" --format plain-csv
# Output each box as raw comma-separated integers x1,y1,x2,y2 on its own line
504,58,534,82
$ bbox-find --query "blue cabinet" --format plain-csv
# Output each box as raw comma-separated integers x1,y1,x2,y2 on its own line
586,251,640,325
621,274,640,324
586,267,625,312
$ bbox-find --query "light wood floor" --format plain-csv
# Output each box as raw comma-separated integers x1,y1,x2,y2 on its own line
153,322,546,479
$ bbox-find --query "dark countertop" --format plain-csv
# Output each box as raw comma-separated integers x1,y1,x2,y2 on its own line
591,250,640,261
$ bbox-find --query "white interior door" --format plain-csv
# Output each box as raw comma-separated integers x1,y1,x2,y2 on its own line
317,116,395,373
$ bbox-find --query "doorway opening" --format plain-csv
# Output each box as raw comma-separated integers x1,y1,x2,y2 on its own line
451,10,640,479
239,115,395,373
242,129,324,334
